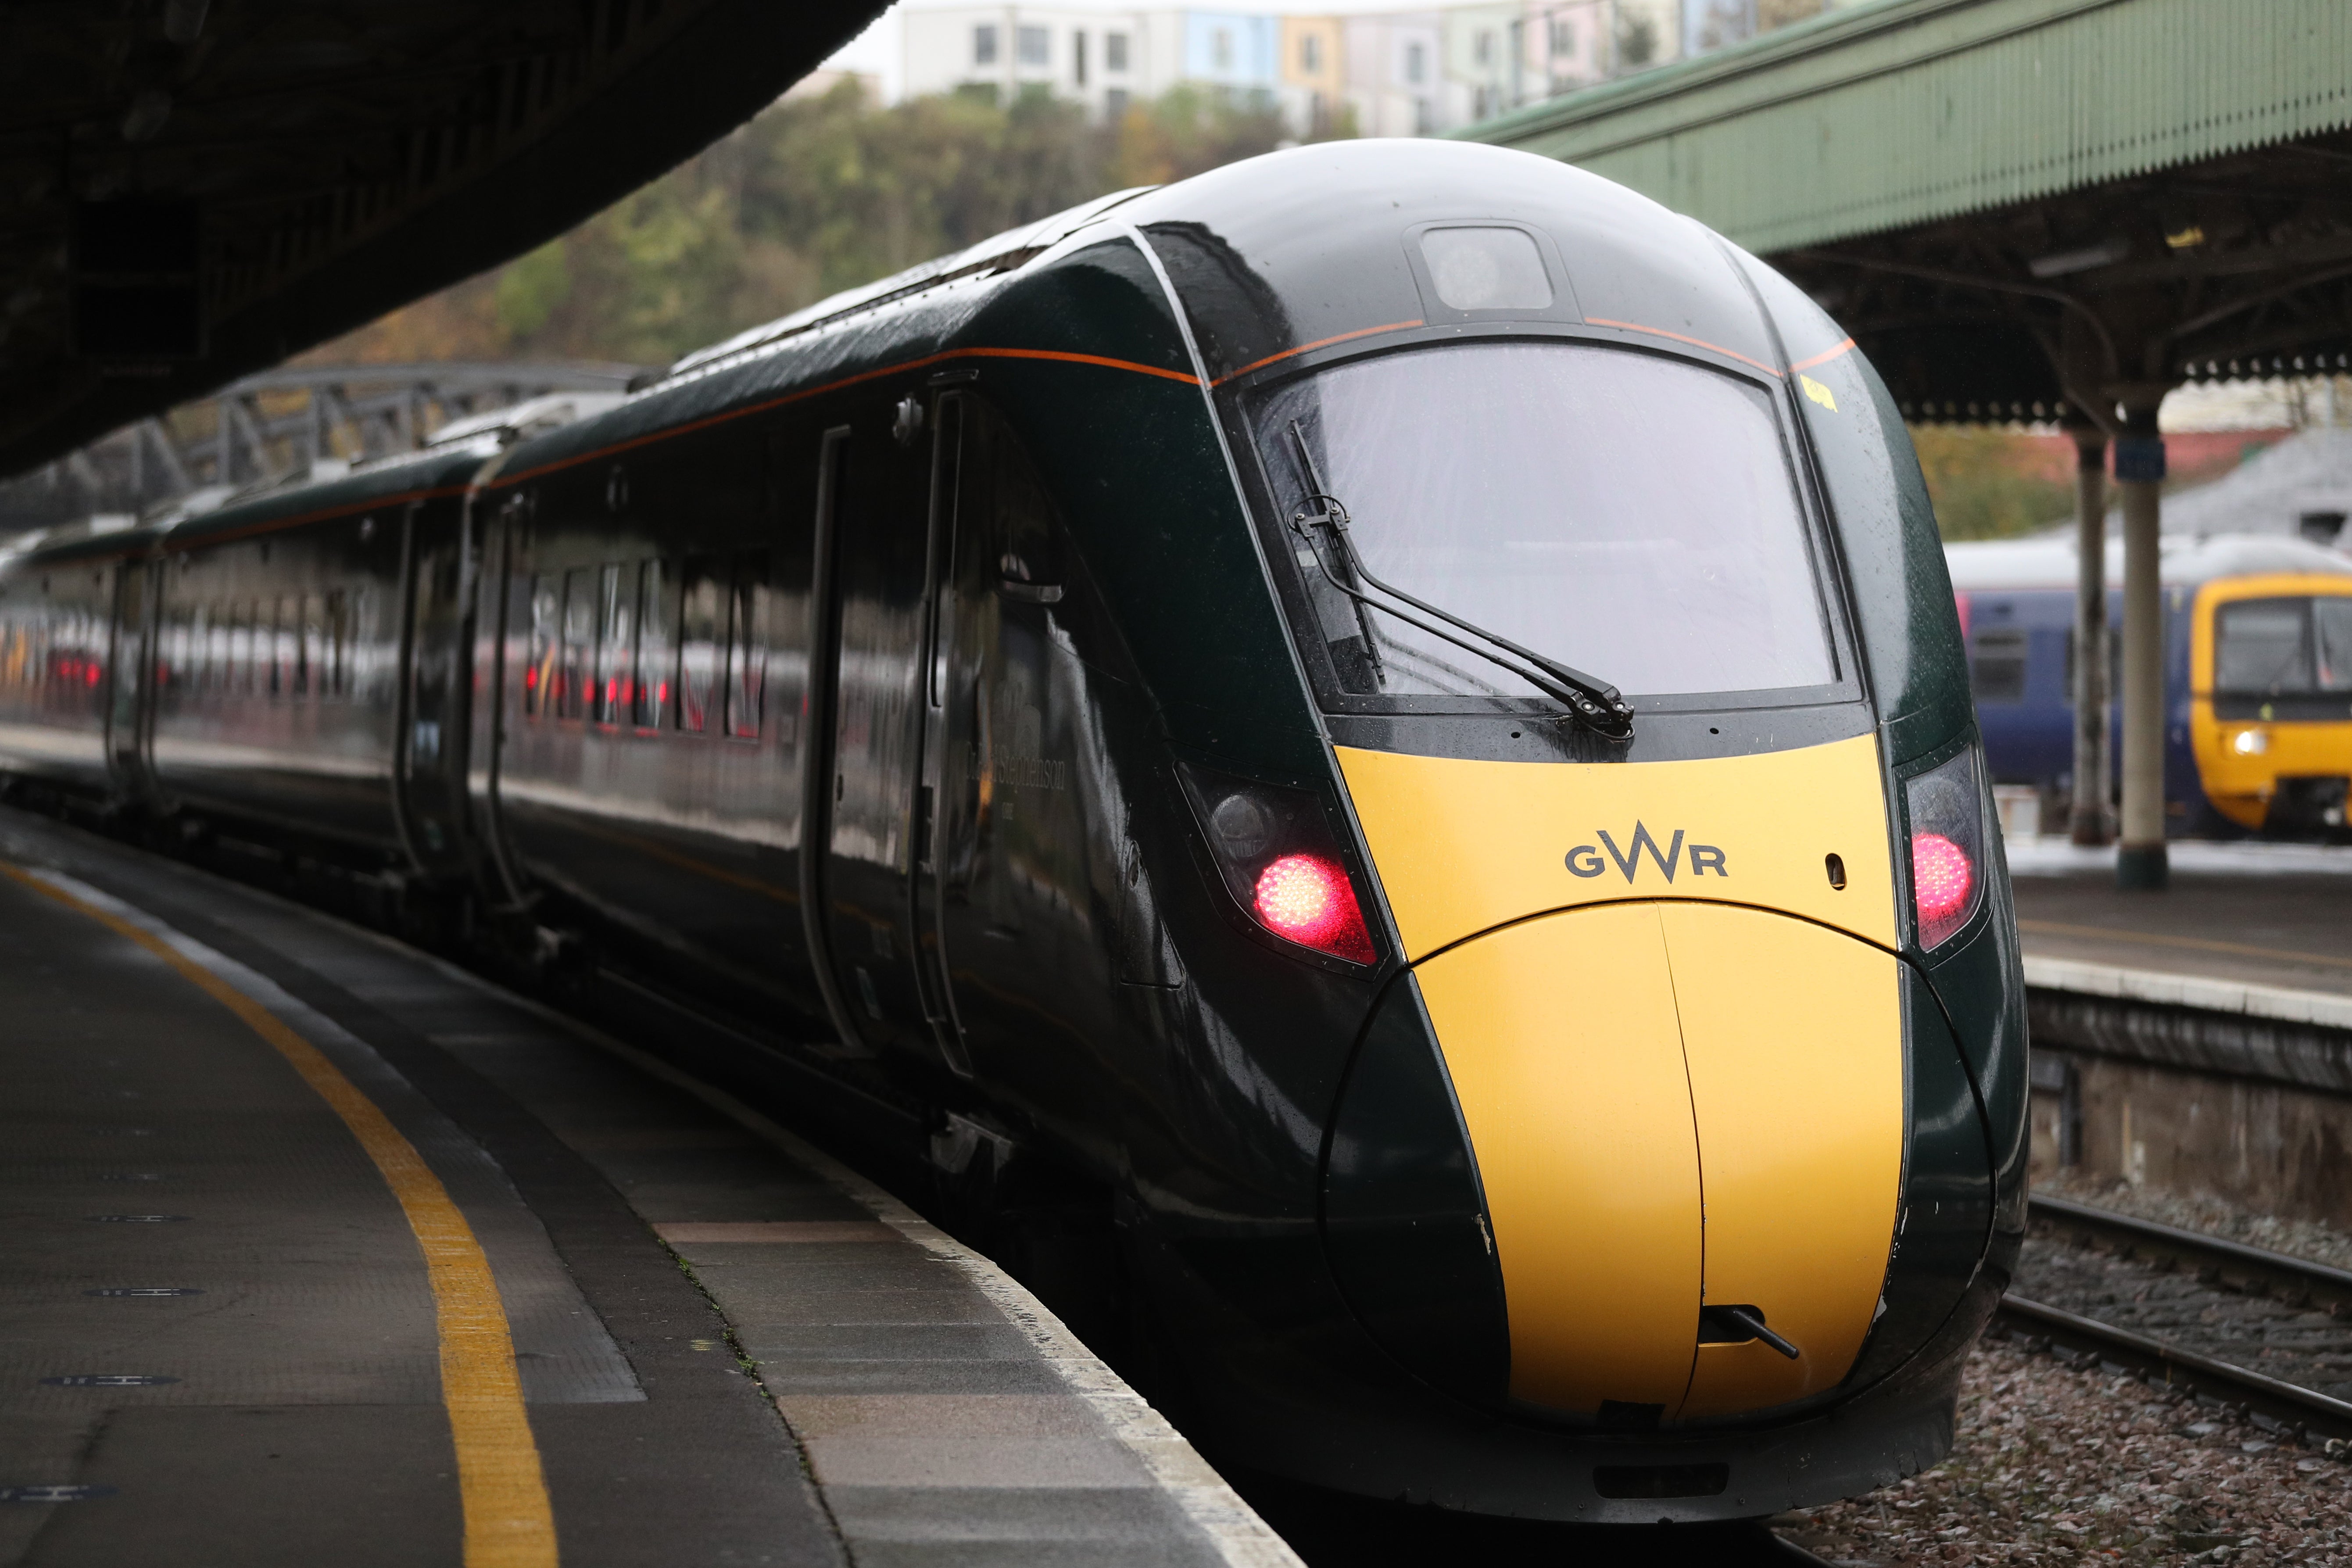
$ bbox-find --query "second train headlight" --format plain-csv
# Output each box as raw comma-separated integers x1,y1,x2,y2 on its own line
1904,746,1988,952
2231,728,2269,756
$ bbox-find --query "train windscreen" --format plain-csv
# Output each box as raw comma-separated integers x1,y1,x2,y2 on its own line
2216,595,2352,694
1252,341,1833,706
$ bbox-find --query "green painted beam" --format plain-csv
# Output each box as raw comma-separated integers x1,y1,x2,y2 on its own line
1464,0,2352,253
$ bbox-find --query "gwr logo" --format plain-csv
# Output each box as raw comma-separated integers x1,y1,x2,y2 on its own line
1565,823,1727,883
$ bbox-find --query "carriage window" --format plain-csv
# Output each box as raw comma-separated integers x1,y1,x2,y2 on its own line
272,596,296,697
726,559,767,739
594,563,630,724
1969,627,2027,704
524,576,555,715
230,601,255,696
634,559,672,728
1254,340,1833,704
558,568,594,719
326,589,351,698
298,594,322,697
678,557,724,733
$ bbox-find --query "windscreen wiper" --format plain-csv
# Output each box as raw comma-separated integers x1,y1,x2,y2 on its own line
1287,422,1635,741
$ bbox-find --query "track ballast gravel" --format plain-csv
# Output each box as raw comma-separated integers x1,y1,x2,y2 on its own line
1776,1337,2352,1565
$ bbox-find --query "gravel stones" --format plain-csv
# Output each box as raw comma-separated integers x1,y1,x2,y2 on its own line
1777,1338,2352,1564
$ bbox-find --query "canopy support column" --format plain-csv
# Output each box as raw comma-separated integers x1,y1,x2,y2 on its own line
2114,403,2168,890
2069,426,2112,846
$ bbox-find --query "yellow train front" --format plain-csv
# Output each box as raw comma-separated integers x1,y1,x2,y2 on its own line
1095,142,2026,1519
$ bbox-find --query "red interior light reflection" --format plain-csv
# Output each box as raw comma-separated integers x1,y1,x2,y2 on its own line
1252,854,1375,963
1911,832,1974,926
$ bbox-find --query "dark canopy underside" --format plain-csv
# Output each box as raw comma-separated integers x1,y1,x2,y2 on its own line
0,0,885,478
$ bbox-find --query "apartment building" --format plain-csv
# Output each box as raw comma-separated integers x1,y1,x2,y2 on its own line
898,0,1845,137
1278,15,1344,135
902,7,1280,124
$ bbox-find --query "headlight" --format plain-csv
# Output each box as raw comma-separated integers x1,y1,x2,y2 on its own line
1904,747,1988,951
2231,728,2269,756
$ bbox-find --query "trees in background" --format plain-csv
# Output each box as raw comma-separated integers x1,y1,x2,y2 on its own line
319,81,1315,368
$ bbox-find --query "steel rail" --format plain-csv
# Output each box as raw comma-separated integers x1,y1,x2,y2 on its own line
2030,1192,2352,1307
2002,1194,2352,1443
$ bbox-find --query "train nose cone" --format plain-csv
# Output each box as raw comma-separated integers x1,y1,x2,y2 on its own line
1333,734,1908,1423
1414,901,1903,1420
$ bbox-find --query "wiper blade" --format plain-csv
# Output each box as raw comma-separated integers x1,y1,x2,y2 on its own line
1286,422,1635,741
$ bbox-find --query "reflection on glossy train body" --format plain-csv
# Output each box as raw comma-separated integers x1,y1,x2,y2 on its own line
0,141,2024,1525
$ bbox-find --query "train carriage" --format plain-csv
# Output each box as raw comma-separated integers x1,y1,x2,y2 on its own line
1950,534,2352,836
0,140,2023,1523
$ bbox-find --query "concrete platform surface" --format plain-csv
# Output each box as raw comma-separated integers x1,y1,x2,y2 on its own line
2007,838,2352,1000
0,806,1290,1568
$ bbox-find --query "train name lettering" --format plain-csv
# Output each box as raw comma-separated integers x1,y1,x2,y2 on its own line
990,753,1069,791
1565,823,1727,882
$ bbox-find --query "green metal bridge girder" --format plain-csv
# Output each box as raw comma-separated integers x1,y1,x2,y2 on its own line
1464,0,2352,255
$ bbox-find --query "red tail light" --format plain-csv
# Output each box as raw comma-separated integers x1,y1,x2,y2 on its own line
1177,761,1383,967
1903,748,1988,950
1910,832,1973,925
1253,854,1375,963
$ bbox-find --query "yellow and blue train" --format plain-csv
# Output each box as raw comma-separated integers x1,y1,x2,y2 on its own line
1949,534,2352,835
0,141,2023,1522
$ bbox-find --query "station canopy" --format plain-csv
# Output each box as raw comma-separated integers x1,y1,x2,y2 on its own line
0,0,884,479
1466,0,2352,425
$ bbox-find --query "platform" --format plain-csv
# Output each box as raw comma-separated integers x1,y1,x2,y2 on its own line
0,806,1287,1568
2008,838,2352,1001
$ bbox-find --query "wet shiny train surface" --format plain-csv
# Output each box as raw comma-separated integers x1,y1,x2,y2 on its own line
0,141,2025,1522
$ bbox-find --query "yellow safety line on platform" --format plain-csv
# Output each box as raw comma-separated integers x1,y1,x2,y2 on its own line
0,864,558,1568
2019,917,2352,974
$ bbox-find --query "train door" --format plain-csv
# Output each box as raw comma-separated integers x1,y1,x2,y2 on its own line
104,558,154,798
804,408,941,1070
395,500,473,875
916,395,1088,1104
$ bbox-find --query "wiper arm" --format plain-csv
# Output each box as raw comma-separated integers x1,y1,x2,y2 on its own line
1287,423,1634,741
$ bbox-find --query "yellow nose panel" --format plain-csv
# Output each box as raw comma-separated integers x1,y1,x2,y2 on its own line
1661,902,1903,1419
1334,733,1897,960
1414,902,1904,1421
1411,903,1701,1415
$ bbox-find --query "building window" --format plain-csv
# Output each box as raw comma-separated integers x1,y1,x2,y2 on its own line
1212,27,1233,70
1105,86,1130,120
1300,32,1321,73
1017,25,1048,67
1475,29,1493,66
973,23,997,64
1414,95,1433,133
1073,29,1087,86
1548,16,1575,57
1405,40,1426,83
1106,31,1129,71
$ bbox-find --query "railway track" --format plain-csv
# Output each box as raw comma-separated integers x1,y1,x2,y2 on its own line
2001,1193,2352,1447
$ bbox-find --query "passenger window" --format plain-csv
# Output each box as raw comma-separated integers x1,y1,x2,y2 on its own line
634,559,672,728
524,575,555,716
726,557,767,739
272,596,294,697
230,601,253,696
594,562,630,724
1969,627,2027,704
189,605,210,696
299,594,322,698
559,567,594,720
678,557,724,734
326,589,350,699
